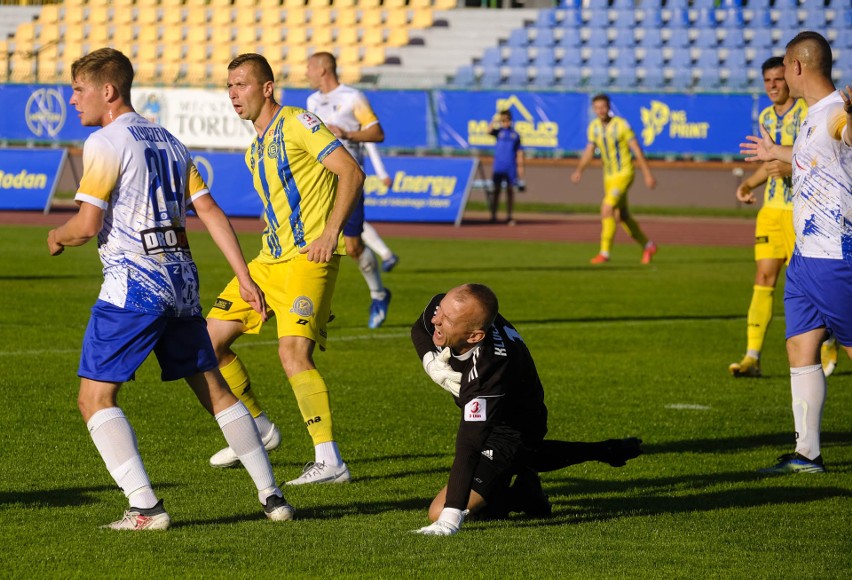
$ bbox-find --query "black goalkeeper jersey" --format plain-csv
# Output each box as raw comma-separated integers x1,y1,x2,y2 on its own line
411,294,548,510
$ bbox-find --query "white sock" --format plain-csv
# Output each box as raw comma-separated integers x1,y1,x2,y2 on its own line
87,407,158,509
215,402,279,504
254,412,274,439
357,247,386,300
790,364,825,460
746,349,760,360
315,441,343,467
362,222,393,261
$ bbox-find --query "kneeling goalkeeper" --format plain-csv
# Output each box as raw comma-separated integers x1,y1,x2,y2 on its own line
411,283,642,536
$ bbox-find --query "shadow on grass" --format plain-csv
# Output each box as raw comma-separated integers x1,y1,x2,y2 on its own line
499,485,852,530
643,431,852,455
0,484,169,508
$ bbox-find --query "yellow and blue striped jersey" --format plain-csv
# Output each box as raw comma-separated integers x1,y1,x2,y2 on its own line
587,116,636,178
245,106,345,263
758,99,807,209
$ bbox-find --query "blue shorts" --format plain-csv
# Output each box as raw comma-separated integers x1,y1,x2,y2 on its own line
785,254,852,345
343,195,365,237
78,300,218,383
492,171,516,188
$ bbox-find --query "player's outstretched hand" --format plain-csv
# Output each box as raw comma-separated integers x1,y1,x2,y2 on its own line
740,125,777,163
47,229,64,256
422,348,462,396
413,508,465,536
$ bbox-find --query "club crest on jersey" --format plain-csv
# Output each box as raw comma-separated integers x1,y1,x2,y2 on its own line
290,296,315,317
266,142,280,158
464,398,486,422
298,112,322,133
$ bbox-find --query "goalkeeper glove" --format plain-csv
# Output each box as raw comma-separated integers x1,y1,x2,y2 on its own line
413,508,465,536
422,348,462,396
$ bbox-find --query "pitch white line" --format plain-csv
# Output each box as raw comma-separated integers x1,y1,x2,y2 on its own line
665,404,712,410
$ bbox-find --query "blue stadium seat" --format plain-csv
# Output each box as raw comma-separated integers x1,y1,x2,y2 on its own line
479,67,502,88
801,9,826,29
640,47,664,69
584,8,610,29
480,47,503,68
556,66,582,89
505,66,528,87
696,67,723,91
720,0,742,7
748,27,774,51
691,0,717,9
532,28,555,48
612,29,636,49
720,7,744,28
557,0,580,7
560,8,582,28
587,66,611,89
668,8,691,29
640,66,664,89
585,28,610,49
775,8,799,30
506,47,529,67
611,0,634,10
749,7,773,28
586,49,609,68
773,0,798,10
696,48,720,70
695,8,718,28
612,48,637,69
839,28,852,50
747,0,770,7
666,0,689,10
666,28,690,50
612,9,636,29
694,29,719,49
641,6,664,28
637,28,663,49
559,27,582,49
507,28,529,48
667,49,692,70
531,66,556,88
612,65,639,89
450,65,475,87
724,48,747,71
840,7,852,28
535,9,557,29
721,28,744,49
560,49,583,69
533,47,556,68
668,71,693,91
725,66,750,91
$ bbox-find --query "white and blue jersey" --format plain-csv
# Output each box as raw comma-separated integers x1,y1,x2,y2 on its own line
75,112,211,317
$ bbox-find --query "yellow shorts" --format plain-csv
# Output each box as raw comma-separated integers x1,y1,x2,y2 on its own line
602,173,635,209
754,206,795,263
207,255,340,349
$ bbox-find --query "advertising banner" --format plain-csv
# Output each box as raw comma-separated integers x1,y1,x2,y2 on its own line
0,84,95,143
281,88,430,149
134,88,255,149
434,90,588,152
189,150,262,217
0,147,66,211
608,93,755,156
362,156,477,225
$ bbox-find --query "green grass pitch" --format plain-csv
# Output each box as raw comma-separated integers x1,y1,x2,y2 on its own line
0,225,850,577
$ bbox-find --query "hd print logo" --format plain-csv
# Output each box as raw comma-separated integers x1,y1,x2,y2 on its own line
25,88,66,138
290,296,315,317
640,100,710,147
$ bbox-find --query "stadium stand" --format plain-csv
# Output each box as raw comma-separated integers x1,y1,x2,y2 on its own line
1,0,849,93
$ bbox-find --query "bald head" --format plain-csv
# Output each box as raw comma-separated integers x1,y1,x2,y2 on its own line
450,284,499,332
786,31,833,79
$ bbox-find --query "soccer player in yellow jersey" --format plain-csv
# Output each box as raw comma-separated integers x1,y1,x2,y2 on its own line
571,94,658,265
729,56,837,378
206,53,365,485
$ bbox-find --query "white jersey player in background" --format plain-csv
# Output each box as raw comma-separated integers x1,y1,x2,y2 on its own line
47,48,294,529
363,142,399,272
306,51,393,328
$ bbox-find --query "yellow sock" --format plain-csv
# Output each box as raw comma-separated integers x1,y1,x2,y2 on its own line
289,369,334,445
746,285,774,354
620,216,648,246
601,217,617,254
220,356,263,417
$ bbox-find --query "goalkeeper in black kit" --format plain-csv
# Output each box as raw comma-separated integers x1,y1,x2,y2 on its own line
411,283,642,536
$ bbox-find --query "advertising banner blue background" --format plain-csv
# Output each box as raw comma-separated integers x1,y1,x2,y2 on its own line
362,156,477,224
281,88,430,149
434,90,587,151
609,93,755,155
0,148,66,211
189,150,263,218
0,84,96,143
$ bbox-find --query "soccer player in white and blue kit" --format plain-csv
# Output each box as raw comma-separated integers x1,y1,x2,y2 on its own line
47,48,294,528
742,32,852,474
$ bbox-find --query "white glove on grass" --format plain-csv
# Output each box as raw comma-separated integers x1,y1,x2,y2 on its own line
414,508,465,536
422,348,462,396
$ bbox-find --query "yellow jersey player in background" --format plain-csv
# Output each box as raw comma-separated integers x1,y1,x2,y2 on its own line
729,56,837,379
571,94,658,265
306,52,392,329
206,53,365,485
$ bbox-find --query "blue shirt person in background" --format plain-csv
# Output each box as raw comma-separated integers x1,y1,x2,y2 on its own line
489,110,525,226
